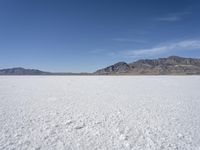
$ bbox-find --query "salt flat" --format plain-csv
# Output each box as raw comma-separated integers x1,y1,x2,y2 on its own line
0,76,200,150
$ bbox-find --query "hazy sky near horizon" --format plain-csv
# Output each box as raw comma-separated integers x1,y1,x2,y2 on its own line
1,0,200,72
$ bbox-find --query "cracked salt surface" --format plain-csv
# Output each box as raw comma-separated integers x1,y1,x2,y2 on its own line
0,76,200,150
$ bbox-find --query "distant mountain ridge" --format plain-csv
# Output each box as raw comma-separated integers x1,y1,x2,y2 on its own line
0,67,51,75
0,67,90,75
95,56,200,75
1,56,200,75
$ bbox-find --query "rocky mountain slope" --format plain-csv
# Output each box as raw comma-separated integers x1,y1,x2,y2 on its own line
95,56,200,75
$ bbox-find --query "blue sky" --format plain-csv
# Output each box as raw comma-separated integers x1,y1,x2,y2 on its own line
0,0,200,72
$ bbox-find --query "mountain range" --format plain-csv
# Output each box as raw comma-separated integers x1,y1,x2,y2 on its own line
0,67,89,75
94,56,200,75
1,56,200,75
0,67,51,75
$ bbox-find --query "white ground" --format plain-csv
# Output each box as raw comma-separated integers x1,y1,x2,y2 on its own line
0,76,200,150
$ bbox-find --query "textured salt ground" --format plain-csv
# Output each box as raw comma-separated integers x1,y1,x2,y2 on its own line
0,76,200,150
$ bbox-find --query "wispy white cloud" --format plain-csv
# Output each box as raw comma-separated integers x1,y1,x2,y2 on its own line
112,38,147,43
89,49,107,54
117,39,200,58
156,12,191,22
156,16,181,22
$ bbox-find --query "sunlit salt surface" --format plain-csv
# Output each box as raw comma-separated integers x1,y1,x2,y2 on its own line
0,76,200,150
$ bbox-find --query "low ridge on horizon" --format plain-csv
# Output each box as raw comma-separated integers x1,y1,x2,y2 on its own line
1,56,200,75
